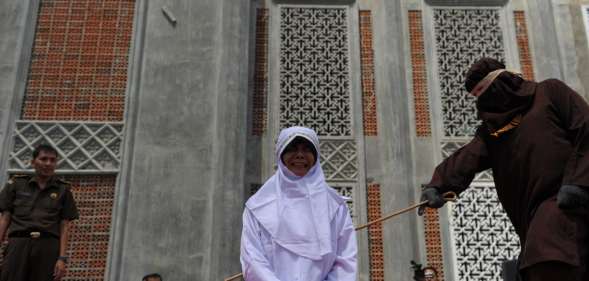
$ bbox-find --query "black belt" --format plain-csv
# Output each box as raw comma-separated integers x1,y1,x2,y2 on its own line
8,231,58,239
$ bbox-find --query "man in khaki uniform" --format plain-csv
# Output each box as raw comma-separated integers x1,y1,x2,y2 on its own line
0,144,79,281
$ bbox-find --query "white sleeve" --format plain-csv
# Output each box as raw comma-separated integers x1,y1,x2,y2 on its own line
240,208,282,281
325,204,357,281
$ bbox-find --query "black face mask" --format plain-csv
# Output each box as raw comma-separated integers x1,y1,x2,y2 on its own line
476,81,530,114
474,76,533,132
476,84,507,113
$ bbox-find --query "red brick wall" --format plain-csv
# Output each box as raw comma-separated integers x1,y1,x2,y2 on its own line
360,11,378,136
23,0,135,121
367,183,385,281
252,8,269,136
423,208,445,281
408,11,432,138
514,11,535,81
64,175,116,281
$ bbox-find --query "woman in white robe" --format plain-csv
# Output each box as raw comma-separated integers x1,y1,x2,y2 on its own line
240,126,357,281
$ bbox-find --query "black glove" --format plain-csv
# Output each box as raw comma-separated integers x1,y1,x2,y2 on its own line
557,185,589,210
418,187,446,216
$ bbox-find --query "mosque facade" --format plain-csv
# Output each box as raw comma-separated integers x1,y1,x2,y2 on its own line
0,0,588,280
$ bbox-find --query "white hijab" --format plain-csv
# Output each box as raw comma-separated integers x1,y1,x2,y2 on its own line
245,126,345,260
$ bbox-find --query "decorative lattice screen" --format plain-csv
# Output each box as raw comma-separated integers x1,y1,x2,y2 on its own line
279,7,351,137
450,184,520,281
9,121,123,173
277,4,359,225
320,140,358,182
433,8,505,138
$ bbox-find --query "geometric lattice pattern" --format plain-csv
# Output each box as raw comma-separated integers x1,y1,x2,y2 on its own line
279,7,352,136
451,184,520,281
9,121,124,173
409,10,432,137
359,11,378,136
319,139,358,182
22,0,134,121
440,140,519,281
441,140,493,182
252,8,269,136
434,9,505,137
332,184,355,219
513,11,535,81
63,175,116,281
367,183,384,281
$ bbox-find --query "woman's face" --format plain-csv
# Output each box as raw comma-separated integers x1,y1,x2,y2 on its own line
281,140,316,177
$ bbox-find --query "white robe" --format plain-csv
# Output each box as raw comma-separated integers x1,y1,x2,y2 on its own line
239,126,357,281
240,202,356,281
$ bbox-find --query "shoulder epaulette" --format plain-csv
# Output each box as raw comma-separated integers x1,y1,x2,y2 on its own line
55,178,72,187
7,174,30,185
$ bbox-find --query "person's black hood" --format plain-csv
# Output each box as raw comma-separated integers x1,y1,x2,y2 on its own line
465,57,534,132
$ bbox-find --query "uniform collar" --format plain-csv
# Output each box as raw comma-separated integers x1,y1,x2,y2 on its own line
29,176,60,190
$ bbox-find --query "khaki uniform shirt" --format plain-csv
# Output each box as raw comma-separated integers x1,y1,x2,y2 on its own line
0,175,79,237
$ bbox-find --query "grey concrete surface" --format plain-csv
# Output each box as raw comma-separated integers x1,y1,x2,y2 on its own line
552,0,584,93
526,0,567,82
3,1,589,281
109,0,251,280
371,0,424,279
569,1,589,99
0,0,38,185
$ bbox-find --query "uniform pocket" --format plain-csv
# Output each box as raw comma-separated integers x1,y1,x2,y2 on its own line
12,197,32,216
40,191,63,214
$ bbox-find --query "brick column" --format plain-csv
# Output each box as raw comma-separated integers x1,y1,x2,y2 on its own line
514,11,535,81
359,10,378,137
252,8,269,136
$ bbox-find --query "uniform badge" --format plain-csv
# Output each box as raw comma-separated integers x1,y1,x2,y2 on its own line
50,193,58,199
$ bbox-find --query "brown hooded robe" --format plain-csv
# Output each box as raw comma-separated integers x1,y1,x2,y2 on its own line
428,79,589,272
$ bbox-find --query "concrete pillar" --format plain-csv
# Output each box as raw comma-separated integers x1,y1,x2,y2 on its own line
370,0,423,279
109,0,251,280
0,0,39,184
526,0,566,81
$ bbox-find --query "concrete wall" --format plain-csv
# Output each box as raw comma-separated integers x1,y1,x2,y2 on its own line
1,0,587,280
108,0,251,280
568,0,589,98
0,0,38,185
526,0,588,97
98,0,589,279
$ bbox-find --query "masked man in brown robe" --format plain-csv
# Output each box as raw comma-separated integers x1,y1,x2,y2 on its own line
419,58,589,281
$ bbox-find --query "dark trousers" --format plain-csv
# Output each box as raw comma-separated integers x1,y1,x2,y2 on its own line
0,237,59,281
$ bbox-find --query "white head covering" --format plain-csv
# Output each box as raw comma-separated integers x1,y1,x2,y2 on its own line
245,126,345,260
